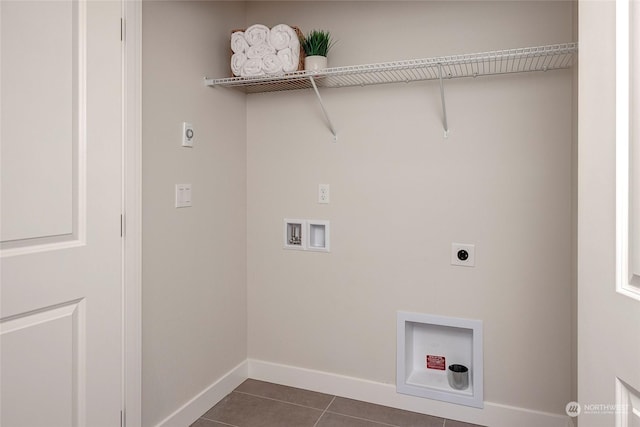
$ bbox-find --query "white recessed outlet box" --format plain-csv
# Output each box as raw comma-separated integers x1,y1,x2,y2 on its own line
318,184,330,204
283,219,330,252
175,184,192,208
397,311,483,408
182,122,194,147
451,243,475,267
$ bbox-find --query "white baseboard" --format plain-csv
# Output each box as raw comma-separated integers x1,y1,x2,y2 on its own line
154,360,248,427
248,359,572,427
151,358,572,427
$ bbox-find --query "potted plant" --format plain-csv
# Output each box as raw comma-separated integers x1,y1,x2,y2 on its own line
301,30,334,71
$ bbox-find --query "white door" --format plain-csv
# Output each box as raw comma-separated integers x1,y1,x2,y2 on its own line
578,1,640,426
1,1,123,426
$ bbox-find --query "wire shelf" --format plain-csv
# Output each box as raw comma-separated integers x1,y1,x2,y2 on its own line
205,43,577,93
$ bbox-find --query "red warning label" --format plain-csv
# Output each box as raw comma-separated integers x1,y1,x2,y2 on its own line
426,355,446,370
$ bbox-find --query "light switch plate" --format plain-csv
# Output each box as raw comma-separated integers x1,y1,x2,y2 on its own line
175,184,192,208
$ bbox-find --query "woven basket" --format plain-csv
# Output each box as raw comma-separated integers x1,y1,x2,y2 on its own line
230,26,305,77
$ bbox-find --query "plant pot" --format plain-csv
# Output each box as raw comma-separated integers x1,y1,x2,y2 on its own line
304,55,327,71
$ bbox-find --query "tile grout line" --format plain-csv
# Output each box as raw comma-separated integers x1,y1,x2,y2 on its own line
198,416,239,427
203,386,455,427
323,395,336,411
233,390,329,412
233,390,445,427
312,395,336,427
323,410,401,427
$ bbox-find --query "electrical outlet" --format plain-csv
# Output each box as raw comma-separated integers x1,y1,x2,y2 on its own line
318,184,330,204
451,243,475,267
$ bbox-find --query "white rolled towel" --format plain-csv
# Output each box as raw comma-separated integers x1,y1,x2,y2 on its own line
241,58,265,78
246,42,276,59
277,48,299,73
231,31,249,54
269,24,298,51
262,53,283,76
231,52,246,77
289,33,300,52
244,24,270,46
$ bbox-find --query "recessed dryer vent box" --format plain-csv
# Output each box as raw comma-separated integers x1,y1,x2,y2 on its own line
307,220,330,252
397,311,483,408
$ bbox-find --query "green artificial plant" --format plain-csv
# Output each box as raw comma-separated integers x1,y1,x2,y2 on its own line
300,30,335,57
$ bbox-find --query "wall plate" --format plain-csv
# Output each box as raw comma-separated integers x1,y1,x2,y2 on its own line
175,184,192,208
318,184,330,204
182,122,194,147
451,243,475,267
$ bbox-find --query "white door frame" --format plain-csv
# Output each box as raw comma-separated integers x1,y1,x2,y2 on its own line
123,1,142,426
616,0,640,301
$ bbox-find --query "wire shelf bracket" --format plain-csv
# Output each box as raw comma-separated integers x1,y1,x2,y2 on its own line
309,76,338,142
437,64,449,138
205,43,577,141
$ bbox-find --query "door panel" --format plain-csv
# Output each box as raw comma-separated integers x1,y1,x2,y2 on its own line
1,302,83,427
1,0,77,243
1,1,123,426
578,0,640,426
627,0,640,292
616,380,640,427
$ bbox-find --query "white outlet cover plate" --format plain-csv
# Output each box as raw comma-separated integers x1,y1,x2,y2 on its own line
318,184,330,204
451,243,475,267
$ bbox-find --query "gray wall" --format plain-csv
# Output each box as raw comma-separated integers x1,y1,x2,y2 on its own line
142,2,247,426
246,1,574,415
141,1,576,424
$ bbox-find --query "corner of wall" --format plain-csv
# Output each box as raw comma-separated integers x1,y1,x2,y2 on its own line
570,0,579,404
141,2,248,426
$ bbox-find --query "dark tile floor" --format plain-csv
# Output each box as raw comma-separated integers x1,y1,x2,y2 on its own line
191,379,485,427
